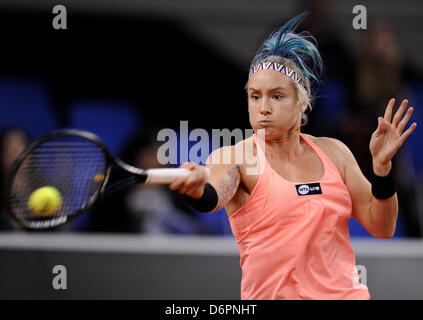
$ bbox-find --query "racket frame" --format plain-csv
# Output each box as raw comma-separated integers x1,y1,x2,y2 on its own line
5,129,149,230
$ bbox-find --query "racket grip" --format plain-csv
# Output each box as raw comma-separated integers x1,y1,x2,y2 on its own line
145,167,211,184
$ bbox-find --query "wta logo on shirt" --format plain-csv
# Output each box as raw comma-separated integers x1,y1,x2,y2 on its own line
295,183,323,196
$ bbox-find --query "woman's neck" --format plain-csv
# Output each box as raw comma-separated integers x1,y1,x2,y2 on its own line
264,129,303,163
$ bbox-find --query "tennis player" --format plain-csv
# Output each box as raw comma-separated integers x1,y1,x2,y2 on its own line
170,12,417,300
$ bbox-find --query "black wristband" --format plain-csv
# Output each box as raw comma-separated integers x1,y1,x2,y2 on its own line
370,164,396,199
183,183,218,212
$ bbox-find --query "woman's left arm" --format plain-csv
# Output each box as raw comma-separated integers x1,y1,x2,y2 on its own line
338,98,417,238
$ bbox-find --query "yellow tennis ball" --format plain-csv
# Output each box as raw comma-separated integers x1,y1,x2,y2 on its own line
27,186,62,216
93,173,105,182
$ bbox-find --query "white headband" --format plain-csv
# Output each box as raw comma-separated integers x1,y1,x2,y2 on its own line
249,62,305,88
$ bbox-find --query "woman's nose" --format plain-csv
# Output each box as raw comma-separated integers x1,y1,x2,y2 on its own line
260,101,272,114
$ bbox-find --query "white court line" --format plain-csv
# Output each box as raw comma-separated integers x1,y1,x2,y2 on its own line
1,233,423,258
0,233,239,256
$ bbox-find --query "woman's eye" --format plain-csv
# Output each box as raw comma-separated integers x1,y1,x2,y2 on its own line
274,94,283,100
250,95,259,100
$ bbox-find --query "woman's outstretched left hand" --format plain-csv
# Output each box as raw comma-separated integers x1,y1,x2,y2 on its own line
369,98,417,176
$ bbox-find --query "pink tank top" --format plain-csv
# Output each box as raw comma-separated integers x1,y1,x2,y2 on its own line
229,133,370,300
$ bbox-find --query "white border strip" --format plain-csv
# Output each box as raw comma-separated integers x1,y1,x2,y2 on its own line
1,233,423,258
0,233,239,256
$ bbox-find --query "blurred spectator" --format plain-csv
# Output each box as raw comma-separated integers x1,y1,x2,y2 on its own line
297,0,355,137
355,22,404,118
0,128,29,231
87,129,202,234
299,0,354,83
338,22,422,237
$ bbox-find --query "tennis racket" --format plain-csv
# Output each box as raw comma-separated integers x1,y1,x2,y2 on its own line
6,129,209,230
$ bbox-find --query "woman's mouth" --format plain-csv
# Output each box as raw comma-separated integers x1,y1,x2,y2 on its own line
258,120,273,126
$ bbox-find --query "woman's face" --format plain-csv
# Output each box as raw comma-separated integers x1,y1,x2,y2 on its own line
247,69,301,140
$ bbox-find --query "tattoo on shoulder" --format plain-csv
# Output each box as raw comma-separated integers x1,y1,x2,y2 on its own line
216,165,241,209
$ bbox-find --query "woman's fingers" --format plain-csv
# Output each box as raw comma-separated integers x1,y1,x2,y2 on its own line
169,176,186,191
374,117,386,135
399,122,418,145
169,163,208,196
392,99,408,127
397,106,414,133
179,172,200,194
185,181,205,199
384,98,395,123
175,162,198,193
180,162,196,170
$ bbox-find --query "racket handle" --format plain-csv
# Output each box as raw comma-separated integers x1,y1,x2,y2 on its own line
145,167,211,184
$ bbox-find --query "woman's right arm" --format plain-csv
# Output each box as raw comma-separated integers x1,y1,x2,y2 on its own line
169,146,241,213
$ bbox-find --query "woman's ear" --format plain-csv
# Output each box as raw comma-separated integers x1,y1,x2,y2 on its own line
297,101,305,114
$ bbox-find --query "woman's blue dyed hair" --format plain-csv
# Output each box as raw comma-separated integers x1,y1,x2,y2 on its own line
250,11,323,91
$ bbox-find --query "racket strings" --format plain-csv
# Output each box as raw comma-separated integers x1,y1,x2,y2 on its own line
8,136,107,223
